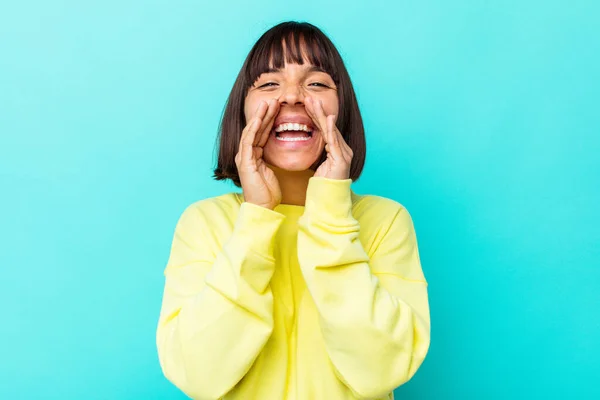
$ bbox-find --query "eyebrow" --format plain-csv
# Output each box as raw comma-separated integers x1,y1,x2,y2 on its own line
262,65,327,74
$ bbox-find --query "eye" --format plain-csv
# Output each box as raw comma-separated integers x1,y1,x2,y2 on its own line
258,82,278,88
309,82,329,88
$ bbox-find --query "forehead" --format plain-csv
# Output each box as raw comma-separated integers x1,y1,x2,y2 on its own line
264,40,318,71
247,34,338,84
270,39,310,61
261,62,327,76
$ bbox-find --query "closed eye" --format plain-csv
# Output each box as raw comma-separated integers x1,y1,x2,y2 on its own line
259,82,278,88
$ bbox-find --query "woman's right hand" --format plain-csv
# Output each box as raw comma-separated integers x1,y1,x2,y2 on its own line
235,99,282,210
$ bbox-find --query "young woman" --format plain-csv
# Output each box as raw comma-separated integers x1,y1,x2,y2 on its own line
156,21,430,400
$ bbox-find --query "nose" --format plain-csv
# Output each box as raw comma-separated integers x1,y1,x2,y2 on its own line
278,84,305,106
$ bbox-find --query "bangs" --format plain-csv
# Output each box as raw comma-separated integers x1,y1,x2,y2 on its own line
245,23,340,87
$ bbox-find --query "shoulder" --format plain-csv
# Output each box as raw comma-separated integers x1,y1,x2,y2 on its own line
351,191,418,245
352,191,412,222
351,193,421,267
176,192,242,226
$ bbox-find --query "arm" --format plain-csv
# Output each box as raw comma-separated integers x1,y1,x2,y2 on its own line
156,200,285,400
297,177,431,399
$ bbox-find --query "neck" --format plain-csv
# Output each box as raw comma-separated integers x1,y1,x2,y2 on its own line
267,164,315,206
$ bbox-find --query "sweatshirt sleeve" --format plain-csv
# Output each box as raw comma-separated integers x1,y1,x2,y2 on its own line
156,200,285,400
297,177,431,399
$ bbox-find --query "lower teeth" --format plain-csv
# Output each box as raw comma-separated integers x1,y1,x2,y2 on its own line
276,136,310,141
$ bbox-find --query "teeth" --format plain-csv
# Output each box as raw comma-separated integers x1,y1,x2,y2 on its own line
276,136,311,142
275,123,311,132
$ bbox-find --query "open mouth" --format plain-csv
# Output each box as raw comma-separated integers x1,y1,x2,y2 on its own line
273,122,314,142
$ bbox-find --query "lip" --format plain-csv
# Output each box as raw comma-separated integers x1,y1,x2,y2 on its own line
270,132,315,149
269,112,318,149
272,113,316,132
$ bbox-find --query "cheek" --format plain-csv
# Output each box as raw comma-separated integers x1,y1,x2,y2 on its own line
244,92,264,122
316,93,339,117
243,98,254,122
244,92,275,122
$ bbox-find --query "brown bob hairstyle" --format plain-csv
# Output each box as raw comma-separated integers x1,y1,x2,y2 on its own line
212,21,366,188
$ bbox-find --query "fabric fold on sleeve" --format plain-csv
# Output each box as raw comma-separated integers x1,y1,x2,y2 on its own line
157,200,285,400
297,177,431,399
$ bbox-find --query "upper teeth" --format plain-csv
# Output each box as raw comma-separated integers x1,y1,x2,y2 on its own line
275,123,311,132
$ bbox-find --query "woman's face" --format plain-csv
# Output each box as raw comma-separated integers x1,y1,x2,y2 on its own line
244,62,339,172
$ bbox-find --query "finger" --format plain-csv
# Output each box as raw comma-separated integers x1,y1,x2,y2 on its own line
240,117,261,166
252,101,270,145
238,100,267,166
240,117,259,161
339,137,351,160
239,114,258,150
341,135,353,160
258,99,280,147
305,97,328,138
257,99,278,135
326,115,342,159
328,116,351,160
316,100,333,144
337,133,352,163
330,117,353,165
306,97,326,134
237,121,250,162
339,129,353,160
243,100,267,147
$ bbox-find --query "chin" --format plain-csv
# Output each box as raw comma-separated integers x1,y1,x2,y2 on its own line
263,151,320,172
262,133,326,173
264,152,320,173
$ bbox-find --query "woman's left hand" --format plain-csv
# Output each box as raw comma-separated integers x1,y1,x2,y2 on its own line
305,96,353,180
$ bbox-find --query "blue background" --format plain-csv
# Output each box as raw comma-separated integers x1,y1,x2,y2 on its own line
1,0,598,399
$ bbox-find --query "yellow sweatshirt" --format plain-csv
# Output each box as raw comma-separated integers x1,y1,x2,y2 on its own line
156,177,430,400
